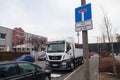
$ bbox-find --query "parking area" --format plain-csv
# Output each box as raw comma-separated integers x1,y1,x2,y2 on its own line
33,54,99,80
33,60,72,80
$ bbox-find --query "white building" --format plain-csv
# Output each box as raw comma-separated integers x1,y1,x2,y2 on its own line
0,26,47,52
0,26,13,51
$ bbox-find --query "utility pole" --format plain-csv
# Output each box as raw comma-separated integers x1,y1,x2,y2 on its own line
81,0,90,80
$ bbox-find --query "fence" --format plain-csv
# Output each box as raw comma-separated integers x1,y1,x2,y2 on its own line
0,52,30,61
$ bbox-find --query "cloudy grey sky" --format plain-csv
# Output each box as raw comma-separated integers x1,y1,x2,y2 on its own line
0,0,120,43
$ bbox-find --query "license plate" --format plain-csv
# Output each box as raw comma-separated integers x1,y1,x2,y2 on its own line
52,64,58,67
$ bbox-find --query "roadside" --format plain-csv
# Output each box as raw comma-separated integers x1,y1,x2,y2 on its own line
99,72,120,80
99,54,120,80
64,54,99,80
90,55,99,80
34,54,120,80
115,55,120,61
64,65,84,80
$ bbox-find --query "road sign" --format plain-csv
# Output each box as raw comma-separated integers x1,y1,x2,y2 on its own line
75,3,92,23
75,3,92,31
75,20,93,31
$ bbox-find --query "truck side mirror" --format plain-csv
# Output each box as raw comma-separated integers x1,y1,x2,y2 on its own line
66,45,71,53
66,50,69,53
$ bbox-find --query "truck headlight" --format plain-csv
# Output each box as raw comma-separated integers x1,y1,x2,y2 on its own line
63,55,65,59
46,61,49,65
46,55,48,60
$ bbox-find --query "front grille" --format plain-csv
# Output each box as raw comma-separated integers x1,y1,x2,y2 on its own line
49,56,61,60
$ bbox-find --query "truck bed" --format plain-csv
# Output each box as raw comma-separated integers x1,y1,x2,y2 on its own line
74,48,83,58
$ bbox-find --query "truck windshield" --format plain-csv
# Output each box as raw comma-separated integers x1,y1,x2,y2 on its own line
47,43,65,53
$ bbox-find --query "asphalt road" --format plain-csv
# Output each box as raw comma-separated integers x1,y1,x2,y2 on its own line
64,54,99,80
33,54,99,80
33,60,72,80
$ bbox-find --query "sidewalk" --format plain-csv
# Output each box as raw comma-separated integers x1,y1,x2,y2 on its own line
90,55,99,80
64,54,99,80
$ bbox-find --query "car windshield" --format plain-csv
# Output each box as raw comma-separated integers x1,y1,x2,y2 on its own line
47,43,65,53
21,55,31,58
40,54,46,57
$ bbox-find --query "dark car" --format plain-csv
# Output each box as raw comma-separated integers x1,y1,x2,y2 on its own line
38,54,46,61
14,54,35,62
0,61,51,80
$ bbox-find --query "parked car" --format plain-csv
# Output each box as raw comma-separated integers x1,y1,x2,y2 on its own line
14,54,35,62
0,61,51,80
38,53,46,61
89,52,94,58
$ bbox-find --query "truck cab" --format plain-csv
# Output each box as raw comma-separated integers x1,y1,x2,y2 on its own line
45,38,83,70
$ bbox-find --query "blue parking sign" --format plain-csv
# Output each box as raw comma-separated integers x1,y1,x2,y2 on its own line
75,3,92,23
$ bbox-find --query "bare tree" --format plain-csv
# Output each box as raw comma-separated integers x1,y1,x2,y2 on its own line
27,36,47,52
101,8,117,76
103,11,112,42
115,34,120,55
116,34,120,42
101,32,106,43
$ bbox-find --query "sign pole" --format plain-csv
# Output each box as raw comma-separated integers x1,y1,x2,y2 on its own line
81,0,90,80
77,32,80,43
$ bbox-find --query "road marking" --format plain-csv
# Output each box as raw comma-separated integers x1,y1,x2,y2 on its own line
64,65,84,80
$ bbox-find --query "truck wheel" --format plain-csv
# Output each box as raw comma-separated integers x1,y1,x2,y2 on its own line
70,62,75,71
81,57,84,64
45,77,49,80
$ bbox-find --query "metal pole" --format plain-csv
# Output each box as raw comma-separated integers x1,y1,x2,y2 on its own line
81,0,90,80
77,32,80,43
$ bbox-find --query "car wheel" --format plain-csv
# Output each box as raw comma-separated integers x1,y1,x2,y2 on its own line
45,77,49,80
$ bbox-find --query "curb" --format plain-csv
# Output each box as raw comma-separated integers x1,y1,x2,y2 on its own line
64,64,84,80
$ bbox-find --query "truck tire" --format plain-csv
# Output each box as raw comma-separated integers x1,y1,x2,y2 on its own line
81,57,84,64
70,62,75,71
45,77,49,80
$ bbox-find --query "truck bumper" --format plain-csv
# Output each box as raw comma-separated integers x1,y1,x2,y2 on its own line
46,60,71,70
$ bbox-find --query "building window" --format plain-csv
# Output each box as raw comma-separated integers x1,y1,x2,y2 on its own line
22,48,24,51
13,48,16,52
18,48,21,51
0,48,4,52
27,48,29,51
32,48,34,51
0,33,6,39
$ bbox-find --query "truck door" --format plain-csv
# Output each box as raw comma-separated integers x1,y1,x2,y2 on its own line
66,42,73,57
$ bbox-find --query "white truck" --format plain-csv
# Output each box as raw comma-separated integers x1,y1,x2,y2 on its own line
45,37,83,70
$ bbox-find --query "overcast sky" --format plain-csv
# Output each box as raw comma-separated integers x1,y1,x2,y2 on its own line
0,0,120,43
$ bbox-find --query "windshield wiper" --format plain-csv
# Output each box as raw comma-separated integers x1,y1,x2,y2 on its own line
47,51,57,53
47,50,63,53
57,50,64,52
